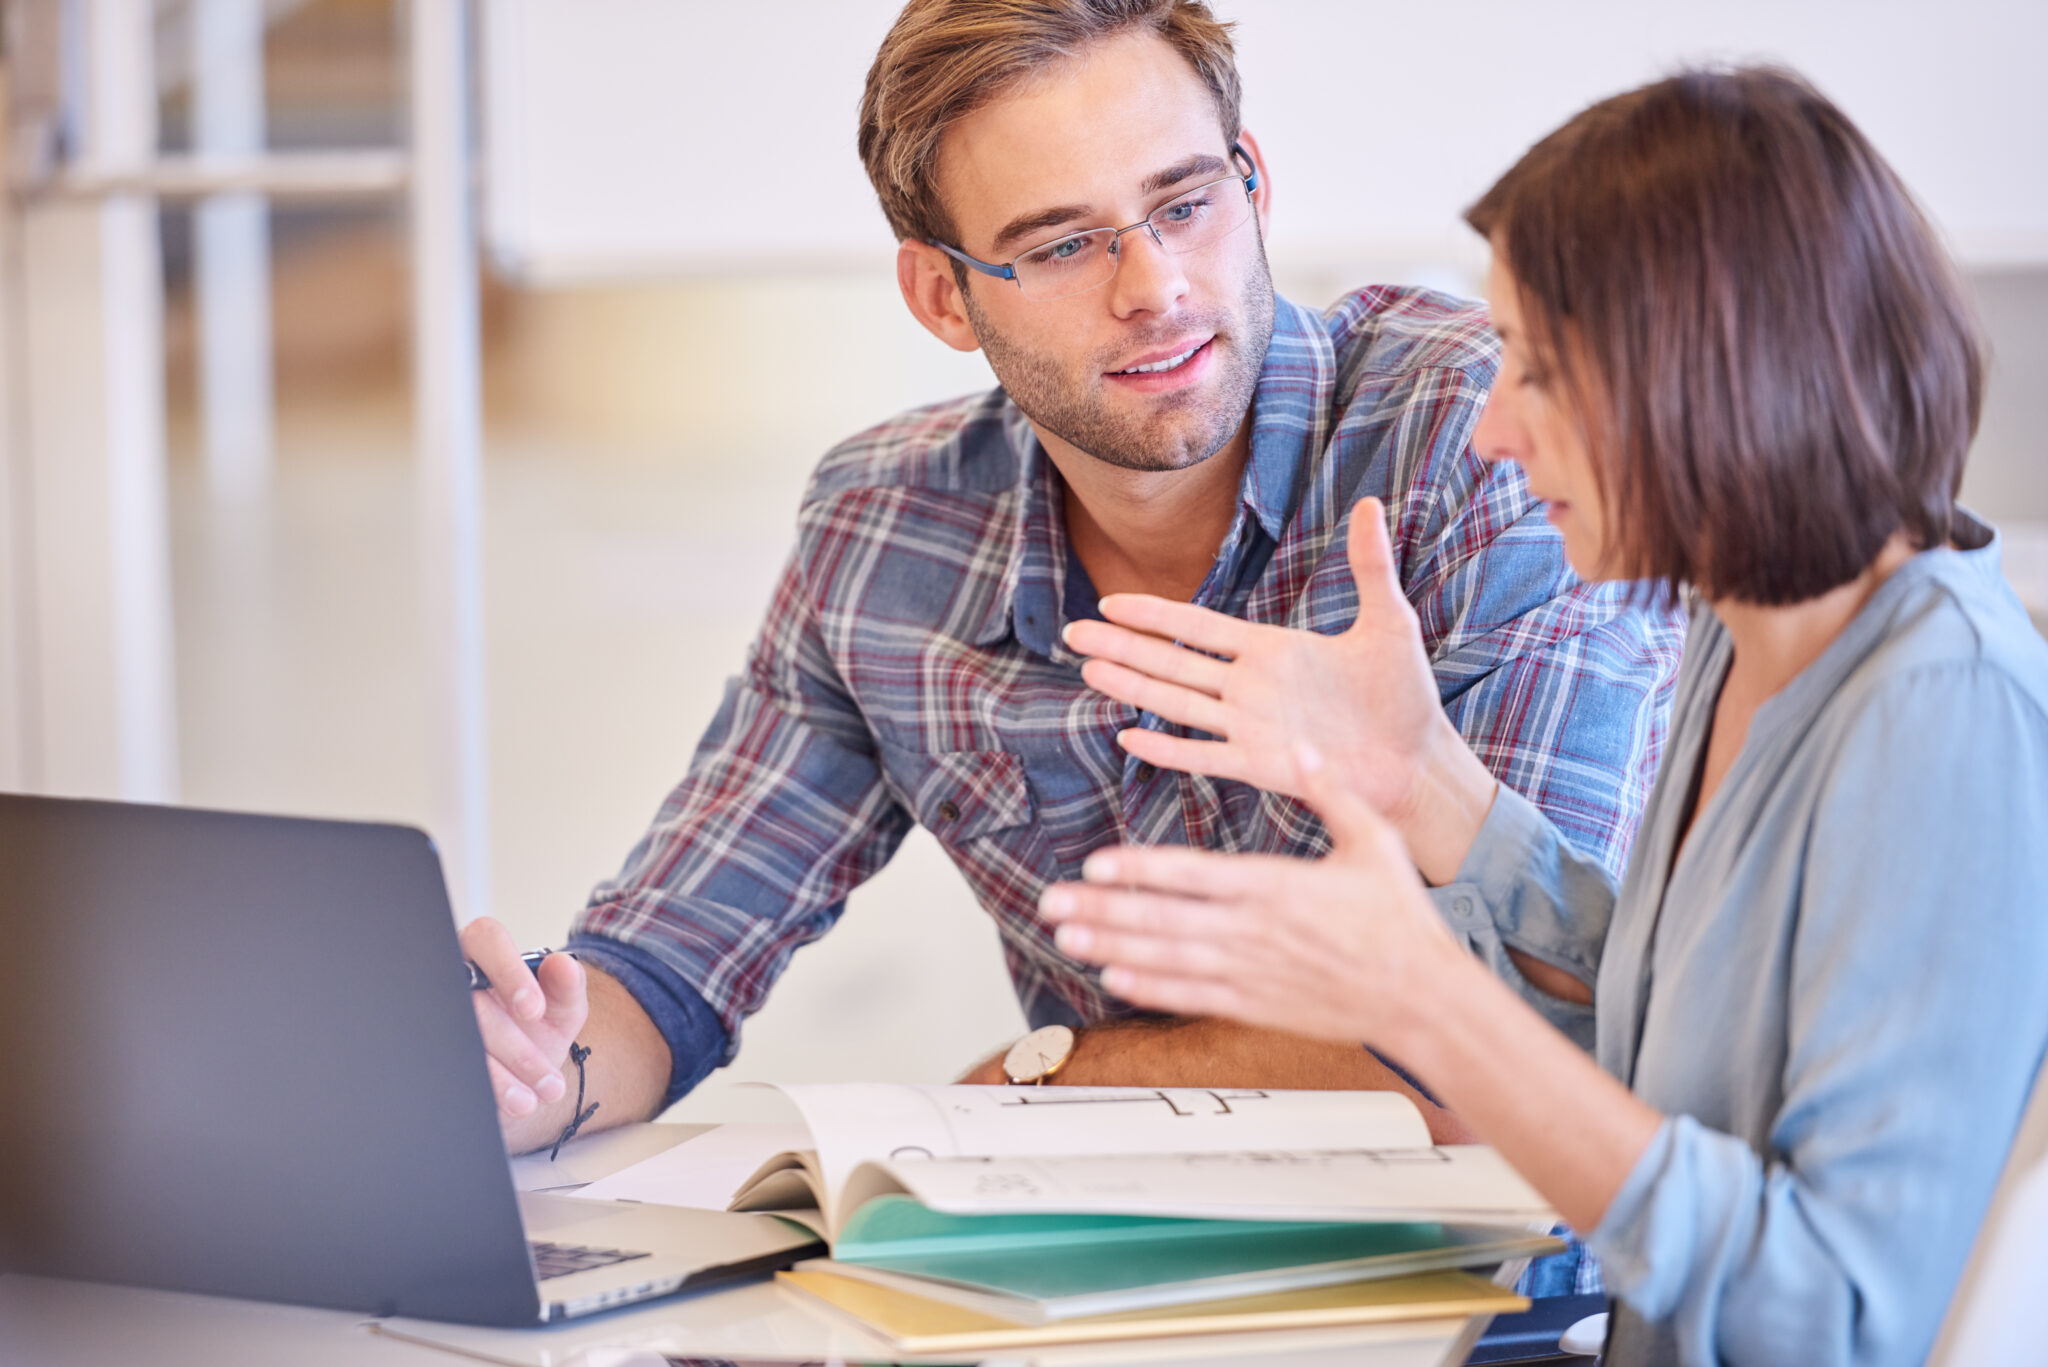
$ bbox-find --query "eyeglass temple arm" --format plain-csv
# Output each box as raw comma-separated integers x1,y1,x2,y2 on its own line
927,238,1017,281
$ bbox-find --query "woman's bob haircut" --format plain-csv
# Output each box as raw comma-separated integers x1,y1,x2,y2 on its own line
1466,67,1985,605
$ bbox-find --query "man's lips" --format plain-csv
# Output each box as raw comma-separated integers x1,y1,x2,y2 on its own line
1107,336,1213,374
1103,337,1217,391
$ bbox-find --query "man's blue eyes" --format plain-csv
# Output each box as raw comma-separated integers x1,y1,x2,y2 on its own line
1022,234,1101,269
1021,192,1218,265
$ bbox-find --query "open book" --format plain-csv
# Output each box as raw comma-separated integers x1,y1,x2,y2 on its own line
716,1083,1552,1239
580,1085,1559,1325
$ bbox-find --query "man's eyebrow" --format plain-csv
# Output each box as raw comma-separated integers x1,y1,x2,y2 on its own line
1140,153,1228,198
986,153,1235,256
990,203,1096,256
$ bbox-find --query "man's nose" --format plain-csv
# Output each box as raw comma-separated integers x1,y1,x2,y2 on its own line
1106,227,1189,317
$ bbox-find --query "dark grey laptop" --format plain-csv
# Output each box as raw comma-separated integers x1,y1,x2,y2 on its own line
0,793,820,1324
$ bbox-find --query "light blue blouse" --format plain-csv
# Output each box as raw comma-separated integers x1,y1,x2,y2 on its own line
1439,514,2048,1367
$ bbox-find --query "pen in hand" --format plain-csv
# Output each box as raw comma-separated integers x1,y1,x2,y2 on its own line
466,947,572,992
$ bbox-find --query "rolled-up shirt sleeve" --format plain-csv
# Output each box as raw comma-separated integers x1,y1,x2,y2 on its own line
566,932,732,1109
1586,663,2048,1367
1431,782,1620,1048
570,545,916,1106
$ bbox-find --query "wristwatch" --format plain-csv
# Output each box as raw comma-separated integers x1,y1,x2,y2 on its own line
1002,1024,1077,1085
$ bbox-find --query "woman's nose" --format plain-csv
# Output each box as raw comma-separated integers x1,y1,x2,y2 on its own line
1472,383,1520,466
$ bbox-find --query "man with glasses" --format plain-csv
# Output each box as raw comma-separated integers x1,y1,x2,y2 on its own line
463,0,1681,1177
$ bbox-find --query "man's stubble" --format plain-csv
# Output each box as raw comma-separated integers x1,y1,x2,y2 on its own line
963,238,1277,475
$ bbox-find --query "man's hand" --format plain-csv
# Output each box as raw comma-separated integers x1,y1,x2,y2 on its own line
460,921,673,1155
1064,498,1498,884
462,917,587,1122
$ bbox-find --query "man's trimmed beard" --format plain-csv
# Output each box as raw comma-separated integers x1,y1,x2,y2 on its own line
962,240,1277,474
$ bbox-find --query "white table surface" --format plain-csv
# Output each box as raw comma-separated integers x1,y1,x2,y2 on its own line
0,1123,1492,1367
0,1273,453,1367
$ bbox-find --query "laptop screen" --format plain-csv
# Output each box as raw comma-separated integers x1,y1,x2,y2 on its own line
0,794,541,1324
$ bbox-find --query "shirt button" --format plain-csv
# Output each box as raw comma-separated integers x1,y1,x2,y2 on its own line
1134,762,1157,783
937,799,960,822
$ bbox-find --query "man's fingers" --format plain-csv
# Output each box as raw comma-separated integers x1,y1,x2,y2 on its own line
1065,619,1232,696
486,1054,538,1119
1343,498,1410,626
1078,659,1230,735
1094,594,1251,658
461,915,545,1022
473,994,567,1102
537,952,590,1038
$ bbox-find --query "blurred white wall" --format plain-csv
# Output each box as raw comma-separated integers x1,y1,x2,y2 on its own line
12,0,2048,1121
481,0,2048,282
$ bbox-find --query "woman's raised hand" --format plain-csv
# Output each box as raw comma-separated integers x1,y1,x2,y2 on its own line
1037,744,1470,1047
1065,497,1497,883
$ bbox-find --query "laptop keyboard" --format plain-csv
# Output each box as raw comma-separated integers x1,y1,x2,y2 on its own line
529,1239,653,1281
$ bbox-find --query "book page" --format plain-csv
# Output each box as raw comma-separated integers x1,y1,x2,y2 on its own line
771,1084,1429,1234
872,1146,1553,1225
576,1122,811,1210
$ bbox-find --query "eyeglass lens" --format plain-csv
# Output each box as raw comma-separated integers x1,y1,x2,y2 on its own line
1012,176,1254,301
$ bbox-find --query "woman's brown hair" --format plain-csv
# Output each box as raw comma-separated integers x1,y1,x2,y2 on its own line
1467,67,1985,604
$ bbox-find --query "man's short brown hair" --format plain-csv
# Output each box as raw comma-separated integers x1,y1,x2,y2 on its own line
859,0,1242,250
1466,67,1985,605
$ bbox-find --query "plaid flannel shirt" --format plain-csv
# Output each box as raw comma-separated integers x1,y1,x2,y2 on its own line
570,288,1684,1104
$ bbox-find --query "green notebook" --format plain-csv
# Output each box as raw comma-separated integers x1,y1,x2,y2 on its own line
807,1194,1560,1323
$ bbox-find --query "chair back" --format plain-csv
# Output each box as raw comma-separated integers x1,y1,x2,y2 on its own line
1926,1045,2048,1364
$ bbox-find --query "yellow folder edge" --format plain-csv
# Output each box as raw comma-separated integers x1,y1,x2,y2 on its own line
778,1266,1529,1353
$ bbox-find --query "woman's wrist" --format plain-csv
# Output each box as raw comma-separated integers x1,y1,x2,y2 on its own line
1394,719,1500,885
1374,916,1496,1073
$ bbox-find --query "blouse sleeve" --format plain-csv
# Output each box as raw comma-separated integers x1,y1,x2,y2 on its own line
1432,782,1621,1050
1587,662,2048,1367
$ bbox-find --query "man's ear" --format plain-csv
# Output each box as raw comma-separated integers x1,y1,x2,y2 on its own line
1236,127,1273,240
897,240,982,353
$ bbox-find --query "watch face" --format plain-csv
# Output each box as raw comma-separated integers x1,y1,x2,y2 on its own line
1003,1024,1075,1083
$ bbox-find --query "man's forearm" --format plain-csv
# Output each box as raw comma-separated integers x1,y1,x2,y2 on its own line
1039,1018,1480,1145
502,966,674,1156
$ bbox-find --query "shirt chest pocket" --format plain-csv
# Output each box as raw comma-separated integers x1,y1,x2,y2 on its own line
901,748,1037,843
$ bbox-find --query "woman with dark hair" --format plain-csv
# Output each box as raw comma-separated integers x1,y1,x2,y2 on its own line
1034,67,2048,1366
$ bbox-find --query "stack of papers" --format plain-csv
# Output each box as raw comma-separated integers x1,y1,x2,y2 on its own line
573,1085,1557,1347
778,1265,1529,1353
